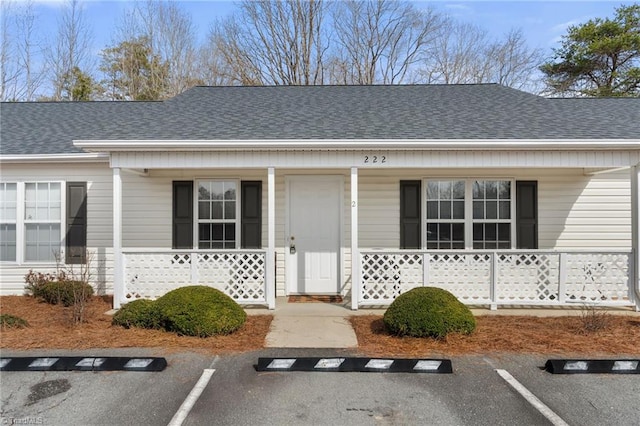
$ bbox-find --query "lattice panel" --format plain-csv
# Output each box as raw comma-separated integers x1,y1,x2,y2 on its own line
496,254,560,302
123,251,266,303
428,253,492,302
360,253,422,302
124,253,192,300
564,253,631,303
197,252,266,302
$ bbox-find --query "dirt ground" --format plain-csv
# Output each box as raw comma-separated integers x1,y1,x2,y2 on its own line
1,296,639,356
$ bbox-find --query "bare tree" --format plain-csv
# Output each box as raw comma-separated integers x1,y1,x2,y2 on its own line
210,0,329,85
1,0,45,100
45,0,94,101
330,0,443,84
422,19,542,90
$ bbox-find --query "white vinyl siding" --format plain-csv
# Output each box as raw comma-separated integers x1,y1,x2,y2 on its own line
0,163,113,295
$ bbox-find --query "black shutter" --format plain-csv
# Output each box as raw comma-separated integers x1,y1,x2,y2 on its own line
173,181,193,249
241,181,262,249
66,182,87,264
516,181,538,249
400,180,421,249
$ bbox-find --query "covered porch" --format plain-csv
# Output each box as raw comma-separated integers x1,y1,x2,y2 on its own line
74,140,640,311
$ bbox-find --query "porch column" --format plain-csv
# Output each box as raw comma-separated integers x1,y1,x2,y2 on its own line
351,167,359,310
632,164,640,311
113,167,123,309
267,167,276,310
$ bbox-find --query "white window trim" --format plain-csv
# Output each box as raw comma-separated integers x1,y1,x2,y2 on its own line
423,178,516,250
194,178,241,250
0,180,66,265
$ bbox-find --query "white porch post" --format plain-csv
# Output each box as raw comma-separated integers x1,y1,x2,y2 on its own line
631,164,640,311
351,167,359,310
267,167,276,309
113,167,123,309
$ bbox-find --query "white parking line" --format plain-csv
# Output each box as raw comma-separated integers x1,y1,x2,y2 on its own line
167,368,216,426
496,369,569,426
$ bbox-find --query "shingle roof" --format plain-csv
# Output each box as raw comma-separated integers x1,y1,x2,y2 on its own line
1,84,638,155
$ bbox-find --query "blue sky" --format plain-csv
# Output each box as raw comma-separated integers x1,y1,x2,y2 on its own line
23,1,628,54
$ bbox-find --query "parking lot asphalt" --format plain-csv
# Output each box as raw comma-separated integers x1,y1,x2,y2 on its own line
1,349,638,426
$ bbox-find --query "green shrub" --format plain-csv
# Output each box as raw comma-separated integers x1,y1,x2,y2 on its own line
24,270,66,298
0,314,29,329
112,299,162,329
383,287,476,338
39,280,94,307
154,286,246,337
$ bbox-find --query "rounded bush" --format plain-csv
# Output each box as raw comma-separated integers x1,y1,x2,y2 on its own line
39,280,94,307
112,299,162,329
383,287,476,338
0,314,29,329
154,286,246,337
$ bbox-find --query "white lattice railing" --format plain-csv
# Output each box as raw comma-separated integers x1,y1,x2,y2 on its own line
360,250,635,309
122,249,267,305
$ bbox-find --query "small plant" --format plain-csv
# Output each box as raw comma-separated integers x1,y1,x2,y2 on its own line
0,314,29,329
112,299,162,329
39,280,94,307
577,303,611,334
154,286,247,337
383,287,476,338
24,270,66,299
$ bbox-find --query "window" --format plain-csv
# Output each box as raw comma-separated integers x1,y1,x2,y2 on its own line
424,179,514,249
0,183,17,261
197,180,238,249
425,180,465,249
25,182,61,262
472,180,511,249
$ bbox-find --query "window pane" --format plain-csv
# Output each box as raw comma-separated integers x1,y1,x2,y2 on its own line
211,201,223,219
198,201,210,220
438,223,451,243
439,202,451,219
426,223,437,241
224,182,237,200
0,183,17,222
499,181,511,199
473,201,484,219
198,182,211,200
426,201,438,219
498,223,511,243
208,182,223,200
473,181,484,199
499,201,510,219
485,223,497,241
486,201,497,219
225,201,236,220
486,181,497,199
453,201,464,219
224,223,235,242
0,224,16,261
473,223,483,242
199,224,211,243
452,181,465,199
439,181,451,199
427,182,438,199
212,224,223,241
452,223,464,242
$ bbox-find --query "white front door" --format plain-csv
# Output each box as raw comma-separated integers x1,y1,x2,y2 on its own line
286,176,342,294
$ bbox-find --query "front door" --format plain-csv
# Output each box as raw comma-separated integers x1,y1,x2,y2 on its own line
286,176,342,294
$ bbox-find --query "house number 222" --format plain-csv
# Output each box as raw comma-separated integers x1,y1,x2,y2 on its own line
364,155,386,164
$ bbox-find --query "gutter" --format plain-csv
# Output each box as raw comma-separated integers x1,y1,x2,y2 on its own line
73,139,640,152
0,153,110,163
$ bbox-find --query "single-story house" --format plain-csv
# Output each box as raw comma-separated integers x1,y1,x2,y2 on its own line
1,84,639,311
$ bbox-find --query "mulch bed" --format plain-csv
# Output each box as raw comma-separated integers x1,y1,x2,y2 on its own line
0,296,272,354
350,315,640,357
2,296,639,356
287,295,343,303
